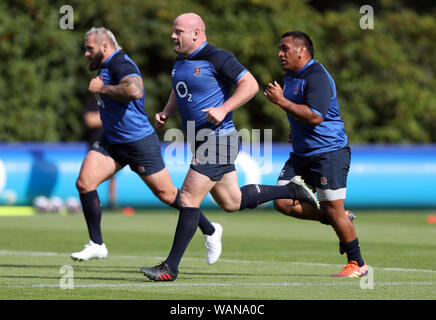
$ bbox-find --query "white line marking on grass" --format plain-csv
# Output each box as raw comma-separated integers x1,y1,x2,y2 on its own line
1,282,436,289
1,249,435,274
0,250,68,257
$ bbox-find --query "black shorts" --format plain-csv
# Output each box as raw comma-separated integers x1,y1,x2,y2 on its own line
277,146,351,201
92,132,165,176
190,131,240,181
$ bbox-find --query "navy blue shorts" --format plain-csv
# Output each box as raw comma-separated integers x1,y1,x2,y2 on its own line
190,131,240,181
277,146,351,201
92,132,165,176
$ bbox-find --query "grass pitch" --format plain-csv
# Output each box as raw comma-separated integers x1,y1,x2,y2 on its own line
0,209,435,300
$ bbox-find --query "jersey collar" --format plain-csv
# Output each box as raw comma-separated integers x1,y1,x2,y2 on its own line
293,59,315,76
186,41,208,59
102,49,121,67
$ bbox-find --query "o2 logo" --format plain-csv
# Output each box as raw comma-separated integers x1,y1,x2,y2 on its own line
175,81,192,102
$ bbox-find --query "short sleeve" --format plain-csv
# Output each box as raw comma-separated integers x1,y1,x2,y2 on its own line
303,70,332,117
213,51,247,84
111,56,141,83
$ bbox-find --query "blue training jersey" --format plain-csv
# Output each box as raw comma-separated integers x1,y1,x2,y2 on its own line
96,50,154,144
283,59,348,157
171,42,247,136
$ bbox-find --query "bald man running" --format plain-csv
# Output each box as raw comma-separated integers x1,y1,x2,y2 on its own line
140,13,319,282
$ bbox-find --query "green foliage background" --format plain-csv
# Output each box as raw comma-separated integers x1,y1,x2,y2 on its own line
0,0,435,142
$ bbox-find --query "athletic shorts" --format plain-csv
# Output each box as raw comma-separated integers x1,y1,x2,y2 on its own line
277,146,351,201
190,131,240,181
91,132,165,176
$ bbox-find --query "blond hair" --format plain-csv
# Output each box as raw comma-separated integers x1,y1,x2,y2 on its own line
85,27,122,50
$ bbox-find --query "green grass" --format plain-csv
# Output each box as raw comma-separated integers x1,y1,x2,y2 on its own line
0,209,435,300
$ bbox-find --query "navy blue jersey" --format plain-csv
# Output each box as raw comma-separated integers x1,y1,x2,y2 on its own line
171,42,247,136
283,59,348,156
96,50,154,144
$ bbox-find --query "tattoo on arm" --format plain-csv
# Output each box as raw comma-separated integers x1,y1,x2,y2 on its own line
100,76,143,102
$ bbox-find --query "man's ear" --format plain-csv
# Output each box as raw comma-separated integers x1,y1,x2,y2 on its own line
102,41,109,52
193,28,200,41
298,46,307,58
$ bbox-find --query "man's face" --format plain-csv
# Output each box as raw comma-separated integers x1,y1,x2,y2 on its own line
171,19,195,56
85,34,104,71
278,36,302,73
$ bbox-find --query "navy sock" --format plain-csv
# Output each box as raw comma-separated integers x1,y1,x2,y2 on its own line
239,184,294,210
165,207,201,273
170,190,181,210
170,190,215,236
198,213,215,236
343,238,364,267
79,190,103,245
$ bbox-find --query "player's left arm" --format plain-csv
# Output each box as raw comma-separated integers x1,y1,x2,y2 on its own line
221,71,259,113
202,71,259,125
88,75,143,102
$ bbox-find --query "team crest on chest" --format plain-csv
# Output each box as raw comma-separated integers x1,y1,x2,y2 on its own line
193,66,201,77
293,84,300,95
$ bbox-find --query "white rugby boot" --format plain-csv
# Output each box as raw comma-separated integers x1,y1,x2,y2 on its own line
204,223,223,264
70,240,108,262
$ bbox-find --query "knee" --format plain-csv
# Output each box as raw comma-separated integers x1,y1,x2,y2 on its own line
179,189,198,208
273,199,299,216
155,188,177,206
273,199,285,213
220,201,240,213
274,199,290,214
76,176,94,194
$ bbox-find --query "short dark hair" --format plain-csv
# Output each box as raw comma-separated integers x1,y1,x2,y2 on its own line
281,31,314,58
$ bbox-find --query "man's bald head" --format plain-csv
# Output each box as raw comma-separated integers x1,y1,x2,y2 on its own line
175,13,206,33
172,12,207,56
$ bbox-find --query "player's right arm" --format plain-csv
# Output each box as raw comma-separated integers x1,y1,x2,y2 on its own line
264,81,323,126
100,75,143,102
88,75,143,102
155,90,178,128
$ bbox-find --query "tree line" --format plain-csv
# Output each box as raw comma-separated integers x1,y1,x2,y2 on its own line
1,0,435,143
